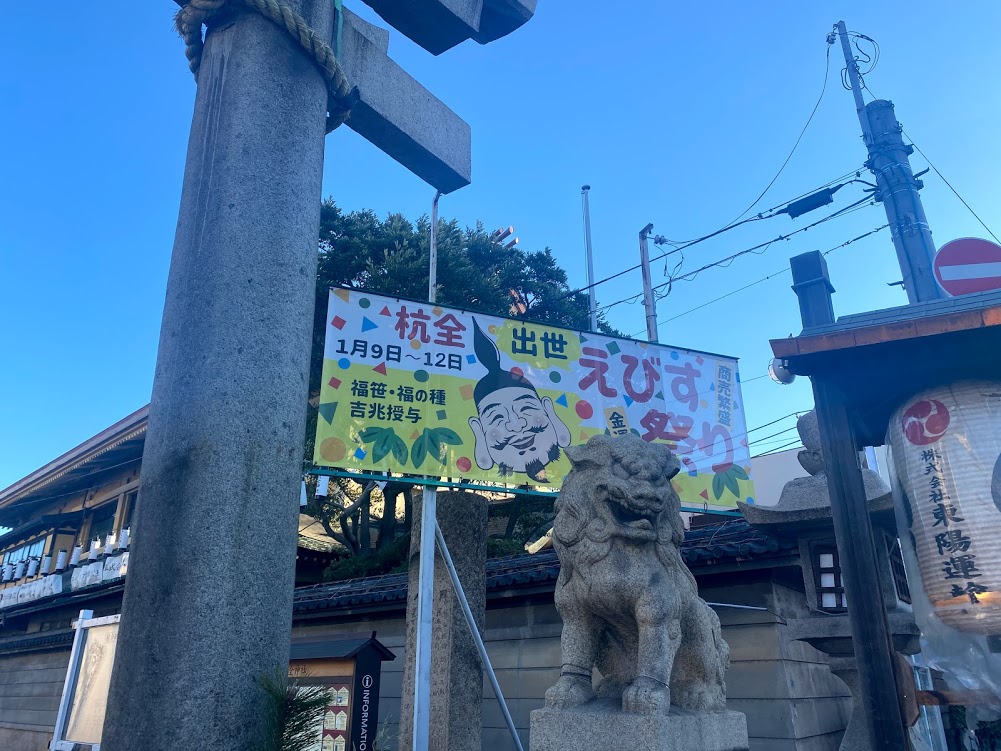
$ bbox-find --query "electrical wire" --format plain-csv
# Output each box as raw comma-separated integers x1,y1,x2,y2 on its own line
555,170,865,306
625,222,889,334
754,439,804,456
722,40,835,228
744,410,805,433
903,131,1001,245
747,425,799,446
654,169,861,247
600,196,877,314
841,31,880,94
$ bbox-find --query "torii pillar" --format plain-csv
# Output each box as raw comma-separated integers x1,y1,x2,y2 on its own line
101,2,534,750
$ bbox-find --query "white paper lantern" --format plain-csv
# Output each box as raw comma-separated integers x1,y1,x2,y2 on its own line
888,381,1001,634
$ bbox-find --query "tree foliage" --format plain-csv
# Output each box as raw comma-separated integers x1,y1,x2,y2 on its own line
309,199,619,403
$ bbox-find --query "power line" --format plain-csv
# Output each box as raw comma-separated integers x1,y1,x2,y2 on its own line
750,435,807,451
655,169,862,247
723,39,835,228
552,170,865,307
904,131,1001,245
754,439,804,457
744,410,807,433
747,425,799,446
601,195,876,314
628,223,889,334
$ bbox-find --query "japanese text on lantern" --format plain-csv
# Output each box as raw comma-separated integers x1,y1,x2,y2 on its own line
922,448,988,604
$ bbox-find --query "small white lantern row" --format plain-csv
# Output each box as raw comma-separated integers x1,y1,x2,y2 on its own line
888,380,1001,635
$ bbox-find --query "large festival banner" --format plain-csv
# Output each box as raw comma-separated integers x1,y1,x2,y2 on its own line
314,289,755,507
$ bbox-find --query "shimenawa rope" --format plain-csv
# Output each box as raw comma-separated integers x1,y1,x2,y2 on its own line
174,0,357,132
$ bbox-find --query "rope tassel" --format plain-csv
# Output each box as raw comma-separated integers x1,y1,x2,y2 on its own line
174,0,356,132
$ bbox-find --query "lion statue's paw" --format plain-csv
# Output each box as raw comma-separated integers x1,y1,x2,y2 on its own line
545,674,594,709
672,682,726,712
622,676,671,714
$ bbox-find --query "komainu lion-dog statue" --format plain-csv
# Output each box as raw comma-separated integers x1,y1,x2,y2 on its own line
545,434,729,714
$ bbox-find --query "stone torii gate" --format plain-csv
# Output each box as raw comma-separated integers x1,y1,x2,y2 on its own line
100,3,536,750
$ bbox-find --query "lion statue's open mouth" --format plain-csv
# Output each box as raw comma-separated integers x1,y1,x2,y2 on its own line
544,434,729,715
608,498,655,530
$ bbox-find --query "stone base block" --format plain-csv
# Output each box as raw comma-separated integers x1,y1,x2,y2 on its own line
530,700,749,751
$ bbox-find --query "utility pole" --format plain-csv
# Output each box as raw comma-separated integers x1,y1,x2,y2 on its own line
581,185,598,331
639,223,658,341
836,20,943,303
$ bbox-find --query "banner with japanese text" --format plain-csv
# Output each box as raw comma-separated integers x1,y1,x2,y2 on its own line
313,289,755,507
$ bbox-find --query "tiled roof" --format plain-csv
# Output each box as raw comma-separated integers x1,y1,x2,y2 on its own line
293,519,794,615
0,628,75,655
682,517,796,561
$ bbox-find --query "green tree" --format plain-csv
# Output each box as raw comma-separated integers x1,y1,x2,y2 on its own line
304,200,619,561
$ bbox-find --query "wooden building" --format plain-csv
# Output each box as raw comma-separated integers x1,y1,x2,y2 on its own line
1,406,925,751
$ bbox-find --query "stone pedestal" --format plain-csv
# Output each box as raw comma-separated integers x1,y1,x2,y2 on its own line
399,490,488,751
530,700,749,751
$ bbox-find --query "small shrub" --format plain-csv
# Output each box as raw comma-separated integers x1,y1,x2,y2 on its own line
486,537,527,558
323,535,410,582
256,669,331,751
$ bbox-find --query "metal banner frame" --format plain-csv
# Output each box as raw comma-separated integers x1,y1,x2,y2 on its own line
50,609,121,751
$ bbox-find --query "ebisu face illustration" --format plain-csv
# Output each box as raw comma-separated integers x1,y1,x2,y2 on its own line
468,320,571,482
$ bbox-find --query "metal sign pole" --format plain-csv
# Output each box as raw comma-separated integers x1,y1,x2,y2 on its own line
412,190,442,751
434,522,525,751
50,609,93,751
581,185,598,332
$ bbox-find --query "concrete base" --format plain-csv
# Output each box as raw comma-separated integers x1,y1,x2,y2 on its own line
530,700,749,751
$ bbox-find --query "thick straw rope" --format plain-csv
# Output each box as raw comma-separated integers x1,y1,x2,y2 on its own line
175,0,356,132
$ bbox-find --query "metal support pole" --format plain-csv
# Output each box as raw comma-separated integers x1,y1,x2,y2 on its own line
836,20,942,303
639,223,658,341
412,488,436,751
434,522,525,751
429,190,441,302
412,189,442,751
50,610,93,750
581,185,598,332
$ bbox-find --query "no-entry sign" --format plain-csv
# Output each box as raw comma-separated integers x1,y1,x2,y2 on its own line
933,237,1001,296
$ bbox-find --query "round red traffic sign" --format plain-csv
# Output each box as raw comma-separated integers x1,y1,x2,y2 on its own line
933,237,1001,296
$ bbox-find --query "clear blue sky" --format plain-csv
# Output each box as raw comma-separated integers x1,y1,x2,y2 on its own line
2,2,999,489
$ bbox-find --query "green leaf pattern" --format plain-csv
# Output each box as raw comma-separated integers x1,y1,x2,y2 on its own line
711,464,747,501
411,427,462,469
358,427,408,466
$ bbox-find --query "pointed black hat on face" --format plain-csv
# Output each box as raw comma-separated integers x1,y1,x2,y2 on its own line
472,318,538,406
